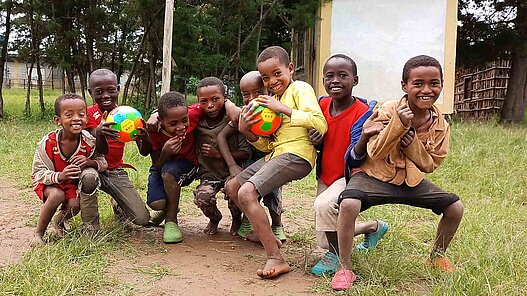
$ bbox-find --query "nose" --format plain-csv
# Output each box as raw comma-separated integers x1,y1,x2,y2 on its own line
422,84,432,93
207,101,214,109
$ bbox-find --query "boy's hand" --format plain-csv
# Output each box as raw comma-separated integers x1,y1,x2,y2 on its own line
201,144,221,159
69,155,96,170
96,111,118,139
255,95,291,115
400,128,416,149
146,112,160,133
228,164,243,177
308,128,323,146
58,164,81,182
362,112,385,138
238,104,262,136
161,136,183,155
135,120,149,142
397,104,414,127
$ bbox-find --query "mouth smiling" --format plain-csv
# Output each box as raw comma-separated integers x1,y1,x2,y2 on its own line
419,96,433,101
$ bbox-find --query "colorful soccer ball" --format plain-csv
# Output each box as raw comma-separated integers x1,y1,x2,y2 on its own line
106,106,144,143
250,104,283,137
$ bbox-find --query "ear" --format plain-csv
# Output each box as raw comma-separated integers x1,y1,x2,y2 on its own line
401,80,408,93
53,115,61,126
288,62,295,76
353,75,359,86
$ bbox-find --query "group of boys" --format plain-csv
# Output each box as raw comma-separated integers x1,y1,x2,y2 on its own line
31,45,463,291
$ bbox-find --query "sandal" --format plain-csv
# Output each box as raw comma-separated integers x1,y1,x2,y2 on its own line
272,225,286,242
311,251,339,276
163,221,182,243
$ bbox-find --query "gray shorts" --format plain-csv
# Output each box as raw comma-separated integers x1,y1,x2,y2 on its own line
235,153,312,198
338,172,459,215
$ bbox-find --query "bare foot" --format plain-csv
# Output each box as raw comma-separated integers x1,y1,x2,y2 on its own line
52,214,66,238
30,232,44,247
204,220,220,235
256,257,290,279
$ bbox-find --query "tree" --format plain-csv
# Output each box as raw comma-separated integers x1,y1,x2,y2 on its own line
0,0,13,119
457,0,527,123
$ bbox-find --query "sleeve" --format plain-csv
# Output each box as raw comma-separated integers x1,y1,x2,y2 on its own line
289,82,328,135
344,100,377,180
31,137,61,185
402,121,450,173
92,153,108,172
367,105,409,160
85,107,98,129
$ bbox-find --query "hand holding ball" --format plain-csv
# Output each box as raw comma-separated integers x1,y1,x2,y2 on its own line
249,100,283,137
106,106,144,143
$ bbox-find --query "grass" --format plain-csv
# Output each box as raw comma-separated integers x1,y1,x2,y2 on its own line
1,88,527,295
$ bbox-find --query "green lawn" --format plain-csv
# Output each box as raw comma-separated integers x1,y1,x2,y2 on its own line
0,88,526,295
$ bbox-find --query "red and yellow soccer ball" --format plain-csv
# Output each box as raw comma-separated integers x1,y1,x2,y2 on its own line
249,101,283,137
106,106,144,143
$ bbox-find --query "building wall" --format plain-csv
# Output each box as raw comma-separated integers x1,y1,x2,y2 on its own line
2,59,64,89
315,0,457,113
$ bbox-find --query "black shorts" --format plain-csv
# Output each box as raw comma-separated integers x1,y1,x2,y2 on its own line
338,172,459,215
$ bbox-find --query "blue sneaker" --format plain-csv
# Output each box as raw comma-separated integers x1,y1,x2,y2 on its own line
311,251,339,276
356,220,389,251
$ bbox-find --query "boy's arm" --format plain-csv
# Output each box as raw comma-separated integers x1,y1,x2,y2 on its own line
367,107,409,160
402,123,450,173
217,123,242,175
225,99,241,124
288,83,328,134
135,126,152,156
151,136,183,169
32,146,62,185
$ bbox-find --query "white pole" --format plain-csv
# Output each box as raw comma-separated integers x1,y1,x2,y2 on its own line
161,0,174,95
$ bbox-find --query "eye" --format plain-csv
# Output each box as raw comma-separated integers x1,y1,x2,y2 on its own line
274,71,281,76
324,74,333,79
94,90,102,95
339,73,348,78
261,76,269,82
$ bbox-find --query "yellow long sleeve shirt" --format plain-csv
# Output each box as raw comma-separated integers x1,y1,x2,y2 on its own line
361,96,450,187
250,80,328,168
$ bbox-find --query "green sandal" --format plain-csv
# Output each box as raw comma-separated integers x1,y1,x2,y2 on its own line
237,216,253,238
163,221,182,243
272,225,286,242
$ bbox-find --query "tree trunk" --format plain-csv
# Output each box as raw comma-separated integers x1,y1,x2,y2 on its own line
36,56,45,114
0,0,13,119
26,62,35,116
500,3,527,123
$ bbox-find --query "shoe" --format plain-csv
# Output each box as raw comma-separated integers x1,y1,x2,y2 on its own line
311,251,339,276
272,225,286,242
237,216,253,238
149,210,166,226
355,220,389,251
425,254,454,272
163,221,183,243
331,269,357,290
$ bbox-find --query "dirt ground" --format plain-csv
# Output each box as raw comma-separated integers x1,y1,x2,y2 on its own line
0,179,328,295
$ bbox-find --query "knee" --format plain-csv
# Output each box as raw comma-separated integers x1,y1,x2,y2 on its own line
238,183,258,208
225,179,239,198
148,199,166,211
339,198,361,215
161,172,176,184
444,200,464,220
80,173,99,194
195,192,215,209
314,196,333,216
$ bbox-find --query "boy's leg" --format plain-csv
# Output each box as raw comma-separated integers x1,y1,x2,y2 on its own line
194,180,223,235
434,200,464,255
227,195,243,235
99,168,150,226
314,178,346,254
79,168,100,230
237,154,312,278
36,186,66,238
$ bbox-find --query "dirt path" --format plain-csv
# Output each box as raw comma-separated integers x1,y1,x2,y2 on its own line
0,180,39,266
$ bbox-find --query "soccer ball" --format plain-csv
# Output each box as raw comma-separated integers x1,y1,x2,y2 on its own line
106,106,144,143
250,102,282,137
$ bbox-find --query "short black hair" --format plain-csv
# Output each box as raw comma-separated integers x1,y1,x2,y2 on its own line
54,93,84,116
158,91,187,118
89,68,117,85
327,54,358,76
197,77,225,95
256,46,290,67
402,55,443,83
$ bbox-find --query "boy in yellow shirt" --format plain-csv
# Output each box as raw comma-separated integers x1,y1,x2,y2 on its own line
225,46,327,279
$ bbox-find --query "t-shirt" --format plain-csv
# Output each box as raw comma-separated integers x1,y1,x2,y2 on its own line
319,97,368,186
196,114,252,181
148,104,204,166
86,104,124,170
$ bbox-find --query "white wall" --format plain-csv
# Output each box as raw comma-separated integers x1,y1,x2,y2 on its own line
330,0,447,103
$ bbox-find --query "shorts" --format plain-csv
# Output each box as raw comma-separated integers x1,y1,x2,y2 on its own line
235,153,312,198
34,182,78,202
147,159,198,204
338,172,460,215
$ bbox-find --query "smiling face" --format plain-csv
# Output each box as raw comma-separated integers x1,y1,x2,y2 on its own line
401,66,443,112
54,98,87,136
160,106,189,137
257,57,294,96
89,74,120,112
323,57,358,101
240,73,268,105
197,85,226,119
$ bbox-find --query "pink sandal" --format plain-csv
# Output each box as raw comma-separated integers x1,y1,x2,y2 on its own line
331,269,357,290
